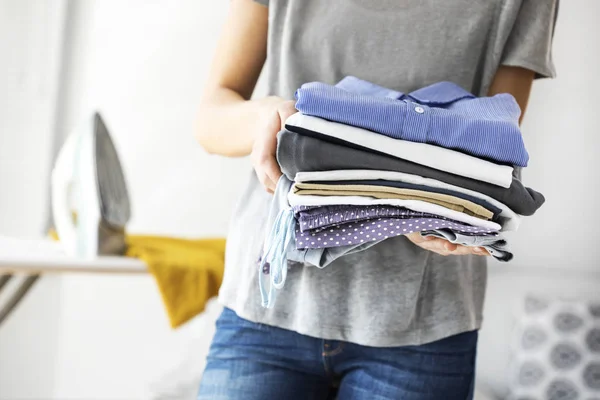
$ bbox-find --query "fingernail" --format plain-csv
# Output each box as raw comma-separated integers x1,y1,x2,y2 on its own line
474,247,484,253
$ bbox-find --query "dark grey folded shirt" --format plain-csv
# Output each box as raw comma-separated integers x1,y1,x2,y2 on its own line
277,129,545,216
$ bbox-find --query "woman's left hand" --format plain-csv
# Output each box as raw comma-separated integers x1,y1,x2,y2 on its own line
405,232,490,257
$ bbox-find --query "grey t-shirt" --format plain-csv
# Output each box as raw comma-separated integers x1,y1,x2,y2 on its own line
218,0,557,347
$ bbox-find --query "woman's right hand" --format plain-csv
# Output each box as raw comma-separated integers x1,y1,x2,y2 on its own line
405,232,489,257
251,97,297,194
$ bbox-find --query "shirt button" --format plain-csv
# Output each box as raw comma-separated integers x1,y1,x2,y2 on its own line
414,106,425,114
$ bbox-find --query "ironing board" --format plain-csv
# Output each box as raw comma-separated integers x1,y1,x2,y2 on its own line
0,236,146,326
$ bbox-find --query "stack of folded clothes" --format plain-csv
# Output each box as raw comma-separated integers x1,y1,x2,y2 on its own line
258,76,545,308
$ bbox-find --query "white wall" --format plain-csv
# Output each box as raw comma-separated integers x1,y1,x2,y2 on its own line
1,0,599,399
0,0,67,237
0,1,68,397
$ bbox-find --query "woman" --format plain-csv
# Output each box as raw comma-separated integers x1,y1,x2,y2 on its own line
196,0,557,398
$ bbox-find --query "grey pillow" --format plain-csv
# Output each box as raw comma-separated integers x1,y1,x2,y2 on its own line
507,295,600,400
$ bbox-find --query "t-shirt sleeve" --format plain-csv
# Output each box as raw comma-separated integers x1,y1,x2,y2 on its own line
501,0,558,79
253,0,268,6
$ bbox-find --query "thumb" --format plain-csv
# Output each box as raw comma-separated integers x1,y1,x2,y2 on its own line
278,100,298,128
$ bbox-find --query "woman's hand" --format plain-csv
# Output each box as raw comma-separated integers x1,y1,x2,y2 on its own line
405,232,489,257
251,97,297,193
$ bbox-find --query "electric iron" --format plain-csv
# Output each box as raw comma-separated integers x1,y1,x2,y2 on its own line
51,112,131,258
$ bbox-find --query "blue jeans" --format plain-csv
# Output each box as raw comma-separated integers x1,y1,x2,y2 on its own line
198,308,477,400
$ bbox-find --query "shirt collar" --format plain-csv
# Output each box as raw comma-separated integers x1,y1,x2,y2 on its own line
335,77,475,105
407,81,475,105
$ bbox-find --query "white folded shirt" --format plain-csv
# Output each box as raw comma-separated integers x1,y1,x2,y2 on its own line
294,169,521,231
285,113,514,188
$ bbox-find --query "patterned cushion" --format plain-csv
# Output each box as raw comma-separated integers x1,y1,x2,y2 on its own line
508,295,600,400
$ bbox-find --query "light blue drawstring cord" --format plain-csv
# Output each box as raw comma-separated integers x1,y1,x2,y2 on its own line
258,207,296,308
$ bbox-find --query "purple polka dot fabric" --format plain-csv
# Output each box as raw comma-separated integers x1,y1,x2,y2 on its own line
295,217,497,249
293,205,498,250
294,205,445,233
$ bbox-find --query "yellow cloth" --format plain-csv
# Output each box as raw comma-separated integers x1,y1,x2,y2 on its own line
125,235,226,328
49,229,226,328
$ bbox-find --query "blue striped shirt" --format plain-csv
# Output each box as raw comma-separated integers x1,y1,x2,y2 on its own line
294,76,529,167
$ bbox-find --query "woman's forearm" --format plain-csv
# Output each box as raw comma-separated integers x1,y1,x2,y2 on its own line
488,66,534,125
195,0,273,157
196,87,273,157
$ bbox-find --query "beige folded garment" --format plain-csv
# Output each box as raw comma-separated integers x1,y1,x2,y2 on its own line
293,182,494,220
